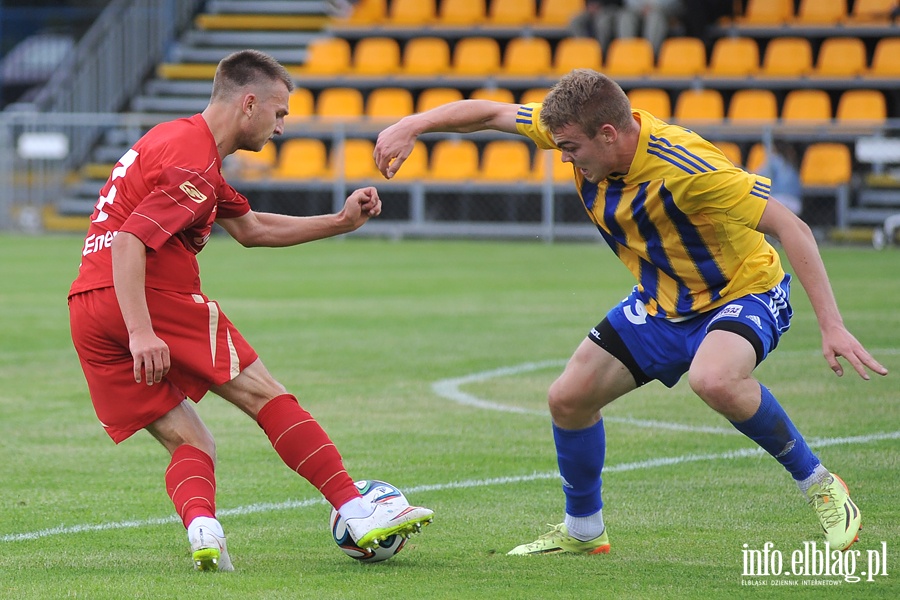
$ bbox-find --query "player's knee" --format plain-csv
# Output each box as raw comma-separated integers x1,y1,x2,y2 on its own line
688,367,737,411
548,378,589,424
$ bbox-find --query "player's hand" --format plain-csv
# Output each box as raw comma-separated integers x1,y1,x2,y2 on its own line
821,327,888,380
374,120,417,180
128,328,170,385
340,187,381,230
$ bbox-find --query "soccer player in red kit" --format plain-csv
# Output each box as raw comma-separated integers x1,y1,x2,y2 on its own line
68,49,433,571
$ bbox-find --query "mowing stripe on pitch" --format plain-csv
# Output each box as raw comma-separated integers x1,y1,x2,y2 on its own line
2,430,897,543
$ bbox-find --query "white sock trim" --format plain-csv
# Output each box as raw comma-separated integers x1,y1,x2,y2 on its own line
565,510,605,541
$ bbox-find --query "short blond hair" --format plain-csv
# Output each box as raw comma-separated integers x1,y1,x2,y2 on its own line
540,69,633,136
210,49,294,102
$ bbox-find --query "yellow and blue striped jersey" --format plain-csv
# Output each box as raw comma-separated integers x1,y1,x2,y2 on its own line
516,103,784,319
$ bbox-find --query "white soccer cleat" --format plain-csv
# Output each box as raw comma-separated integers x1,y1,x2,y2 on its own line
188,516,234,572
344,499,434,551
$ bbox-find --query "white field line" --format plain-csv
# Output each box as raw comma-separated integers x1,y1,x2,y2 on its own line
2,430,897,543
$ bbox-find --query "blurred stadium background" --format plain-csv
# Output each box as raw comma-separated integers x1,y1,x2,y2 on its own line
0,0,897,244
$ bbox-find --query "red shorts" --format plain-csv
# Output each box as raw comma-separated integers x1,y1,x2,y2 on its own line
69,287,258,443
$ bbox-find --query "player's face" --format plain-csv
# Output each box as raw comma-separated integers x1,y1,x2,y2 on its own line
552,122,617,183
240,80,290,152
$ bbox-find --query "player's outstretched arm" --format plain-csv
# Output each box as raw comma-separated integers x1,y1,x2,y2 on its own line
374,100,522,180
217,187,381,248
757,197,888,380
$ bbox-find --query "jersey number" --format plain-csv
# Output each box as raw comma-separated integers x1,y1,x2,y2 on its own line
92,148,138,223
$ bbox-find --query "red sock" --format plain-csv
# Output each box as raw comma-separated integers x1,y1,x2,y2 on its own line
257,394,360,509
165,445,216,529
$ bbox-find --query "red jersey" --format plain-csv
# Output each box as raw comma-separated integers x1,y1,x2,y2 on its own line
69,114,251,297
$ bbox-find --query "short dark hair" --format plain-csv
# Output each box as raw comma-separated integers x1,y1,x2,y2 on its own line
540,69,633,136
210,49,294,101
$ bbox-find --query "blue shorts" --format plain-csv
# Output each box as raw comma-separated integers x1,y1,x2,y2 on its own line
589,274,793,388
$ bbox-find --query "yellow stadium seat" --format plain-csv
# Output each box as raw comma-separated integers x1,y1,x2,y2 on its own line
451,37,501,76
520,87,550,105
389,141,429,181
480,140,532,182
627,88,672,120
781,89,833,123
656,37,707,77
351,37,400,76
800,143,852,186
532,149,573,183
503,36,552,77
846,0,897,22
300,37,351,76
402,37,451,76
336,139,379,180
707,37,759,77
366,88,414,120
335,0,386,25
835,89,887,123
386,0,435,26
470,87,516,103
438,0,486,26
812,37,867,77
316,87,364,120
760,37,813,77
416,87,465,113
274,138,329,180
537,0,583,26
867,37,900,77
713,141,743,167
488,0,536,26
746,143,767,173
231,143,276,180
727,89,778,124
736,0,794,24
795,0,846,24
429,139,480,181
604,38,655,77
674,89,725,123
552,37,603,75
285,88,314,122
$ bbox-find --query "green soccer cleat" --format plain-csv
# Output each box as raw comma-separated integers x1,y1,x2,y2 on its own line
807,473,861,552
188,517,234,572
507,524,611,556
345,502,434,551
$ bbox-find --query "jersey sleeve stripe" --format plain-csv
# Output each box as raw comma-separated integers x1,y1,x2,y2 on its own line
649,134,718,172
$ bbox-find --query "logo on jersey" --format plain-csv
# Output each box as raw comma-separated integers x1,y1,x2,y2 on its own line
179,181,207,203
712,304,743,321
747,314,762,329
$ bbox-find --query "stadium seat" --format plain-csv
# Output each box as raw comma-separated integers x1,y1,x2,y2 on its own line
315,87,364,120
812,37,867,77
835,89,887,123
285,88,314,122
727,89,778,124
745,143,767,173
537,0,583,26
438,0,486,26
781,89,833,123
552,37,603,75
707,37,759,77
656,37,707,77
386,0,436,26
335,0,386,25
800,143,852,186
402,37,451,76
429,139,480,181
469,87,516,103
273,138,329,180
713,141,743,167
846,0,897,23
231,143,276,180
627,88,672,120
867,37,900,77
366,87,415,120
389,140,429,181
488,0,536,26
451,37,501,76
502,36,552,77
480,140,532,182
736,0,794,24
795,0,846,24
299,37,351,76
604,38,655,77
674,89,725,123
335,139,380,180
519,87,549,105
532,149,573,183
416,87,465,113
760,37,813,77
351,37,401,76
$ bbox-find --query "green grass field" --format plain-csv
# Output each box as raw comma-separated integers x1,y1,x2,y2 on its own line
0,233,897,599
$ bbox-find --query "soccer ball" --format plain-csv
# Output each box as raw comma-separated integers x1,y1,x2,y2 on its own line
329,480,409,562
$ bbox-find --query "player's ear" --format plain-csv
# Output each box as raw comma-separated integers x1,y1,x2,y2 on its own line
242,93,257,117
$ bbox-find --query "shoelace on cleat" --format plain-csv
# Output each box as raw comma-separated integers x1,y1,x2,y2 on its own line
808,487,842,528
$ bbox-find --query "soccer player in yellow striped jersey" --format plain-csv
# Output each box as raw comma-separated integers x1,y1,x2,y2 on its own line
374,69,887,556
